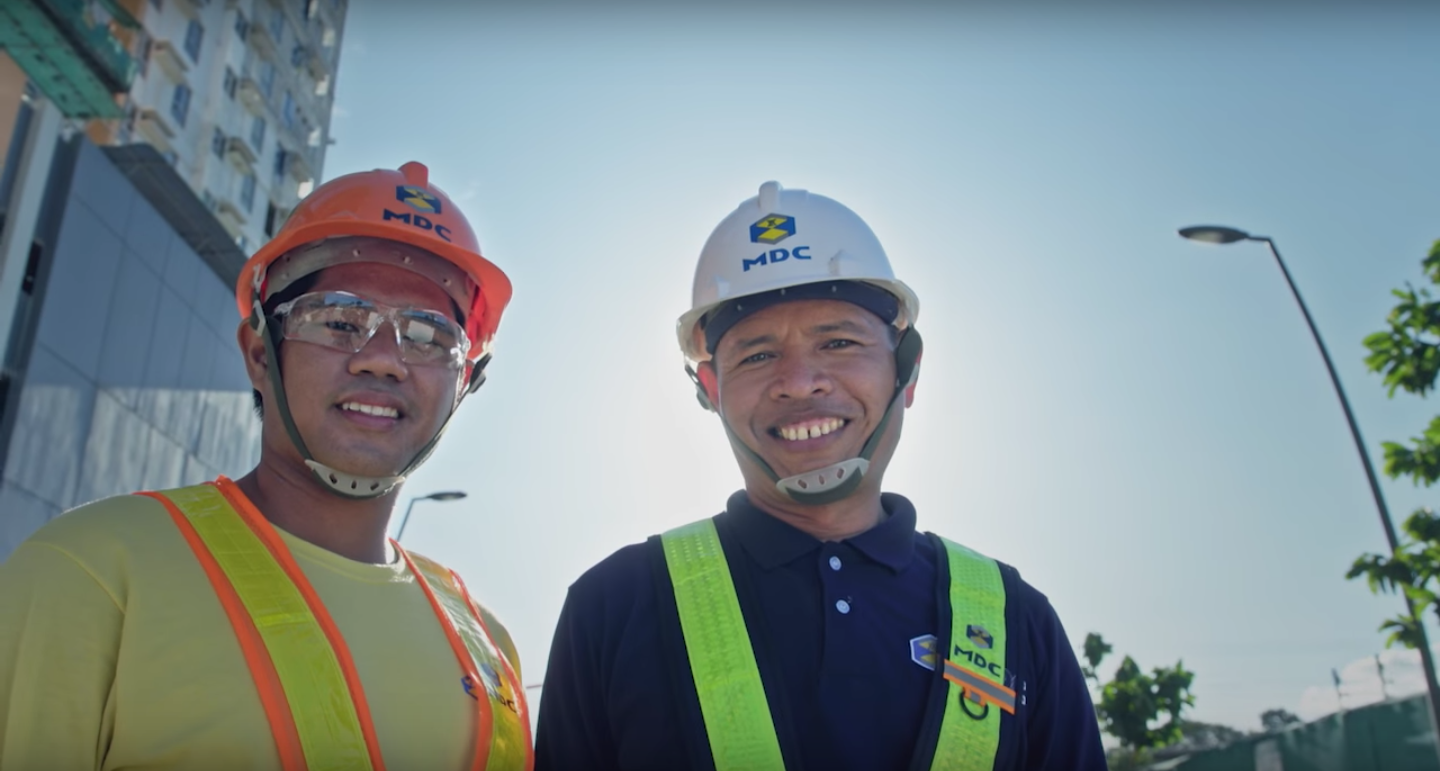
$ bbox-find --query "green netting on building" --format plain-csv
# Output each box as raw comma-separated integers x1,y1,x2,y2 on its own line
0,0,136,118
1171,695,1436,771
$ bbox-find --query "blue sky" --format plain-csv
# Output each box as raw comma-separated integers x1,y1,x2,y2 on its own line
324,1,1440,732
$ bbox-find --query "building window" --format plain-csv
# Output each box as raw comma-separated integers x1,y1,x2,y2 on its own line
265,202,281,237
268,8,285,46
223,67,237,99
235,12,249,41
259,61,276,98
139,38,152,78
211,127,226,158
290,45,307,68
250,116,266,152
305,0,318,19
281,91,297,130
122,105,137,142
240,173,257,212
170,83,192,127
273,147,287,182
201,190,216,210
183,20,204,63
150,0,161,8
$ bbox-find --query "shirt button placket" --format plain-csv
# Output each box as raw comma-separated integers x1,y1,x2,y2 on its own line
822,549,853,618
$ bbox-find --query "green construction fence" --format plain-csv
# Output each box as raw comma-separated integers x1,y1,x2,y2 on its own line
1166,694,1436,771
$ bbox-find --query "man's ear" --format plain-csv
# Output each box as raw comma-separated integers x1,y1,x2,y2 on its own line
895,328,923,409
237,319,269,392
697,361,720,413
904,351,922,408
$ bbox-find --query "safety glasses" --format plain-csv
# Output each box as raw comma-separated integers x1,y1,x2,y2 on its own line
272,291,470,369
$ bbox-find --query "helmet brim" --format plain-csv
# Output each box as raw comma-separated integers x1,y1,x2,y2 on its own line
238,219,513,358
676,276,920,362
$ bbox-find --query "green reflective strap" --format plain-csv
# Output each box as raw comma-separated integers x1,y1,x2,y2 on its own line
931,537,1007,771
162,484,373,771
662,519,787,771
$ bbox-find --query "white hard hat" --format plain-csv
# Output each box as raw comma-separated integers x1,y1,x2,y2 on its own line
676,181,920,362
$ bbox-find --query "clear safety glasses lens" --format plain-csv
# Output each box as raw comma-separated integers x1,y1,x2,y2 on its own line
273,291,470,369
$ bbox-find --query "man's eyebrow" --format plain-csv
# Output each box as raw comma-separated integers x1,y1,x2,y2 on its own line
811,320,874,335
732,333,777,351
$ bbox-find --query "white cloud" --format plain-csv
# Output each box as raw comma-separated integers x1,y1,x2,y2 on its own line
332,105,351,120
1297,646,1431,721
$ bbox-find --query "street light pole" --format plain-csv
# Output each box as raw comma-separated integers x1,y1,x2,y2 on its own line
1180,225,1440,759
394,490,468,542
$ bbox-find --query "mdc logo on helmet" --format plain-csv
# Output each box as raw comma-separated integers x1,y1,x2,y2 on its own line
750,214,795,245
966,624,994,650
396,185,443,215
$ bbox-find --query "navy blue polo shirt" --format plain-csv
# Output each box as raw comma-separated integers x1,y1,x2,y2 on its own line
534,491,1106,770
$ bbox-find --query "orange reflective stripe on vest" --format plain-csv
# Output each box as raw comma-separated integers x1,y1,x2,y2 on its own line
400,548,533,771
142,478,532,771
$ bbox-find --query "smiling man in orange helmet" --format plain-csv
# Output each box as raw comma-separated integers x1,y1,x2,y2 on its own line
0,162,533,770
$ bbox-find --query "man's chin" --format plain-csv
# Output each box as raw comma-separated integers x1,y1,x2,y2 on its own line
755,450,856,480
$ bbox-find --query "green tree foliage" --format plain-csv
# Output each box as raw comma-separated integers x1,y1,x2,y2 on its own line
1348,509,1440,649
1259,708,1302,733
1081,632,1112,683
1351,239,1440,648
1080,633,1197,766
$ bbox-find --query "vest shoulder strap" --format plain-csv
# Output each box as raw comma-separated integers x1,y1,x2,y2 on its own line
660,518,786,771
930,536,1011,771
142,483,380,771
404,550,533,771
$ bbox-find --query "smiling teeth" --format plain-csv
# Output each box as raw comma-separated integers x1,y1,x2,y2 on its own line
778,418,845,442
342,402,399,418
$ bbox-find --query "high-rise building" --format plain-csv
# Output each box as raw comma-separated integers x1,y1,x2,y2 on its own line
0,0,347,557
0,137,261,559
101,0,348,254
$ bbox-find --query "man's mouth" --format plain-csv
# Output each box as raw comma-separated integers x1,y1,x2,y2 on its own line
339,401,401,419
769,417,848,442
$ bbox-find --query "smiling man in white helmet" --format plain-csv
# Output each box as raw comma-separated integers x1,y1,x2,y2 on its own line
0,162,532,770
536,182,1105,770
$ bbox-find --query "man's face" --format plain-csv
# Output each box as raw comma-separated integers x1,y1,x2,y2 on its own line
710,299,900,486
247,262,465,479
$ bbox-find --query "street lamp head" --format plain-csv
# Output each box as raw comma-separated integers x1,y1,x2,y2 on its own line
425,491,468,502
1178,225,1253,245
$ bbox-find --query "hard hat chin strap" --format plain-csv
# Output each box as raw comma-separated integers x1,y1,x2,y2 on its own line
716,327,922,507
255,309,487,500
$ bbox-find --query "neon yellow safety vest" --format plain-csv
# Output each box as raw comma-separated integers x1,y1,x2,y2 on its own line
661,518,1014,771
142,479,533,771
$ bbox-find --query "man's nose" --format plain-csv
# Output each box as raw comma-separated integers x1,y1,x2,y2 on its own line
768,352,832,400
348,321,410,381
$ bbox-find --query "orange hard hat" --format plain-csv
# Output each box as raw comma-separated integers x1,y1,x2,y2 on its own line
236,161,512,357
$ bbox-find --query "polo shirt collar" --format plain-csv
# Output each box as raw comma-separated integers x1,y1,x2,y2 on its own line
722,490,919,574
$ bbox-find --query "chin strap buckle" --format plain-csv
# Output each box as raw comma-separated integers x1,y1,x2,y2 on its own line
304,460,404,499
776,457,870,506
